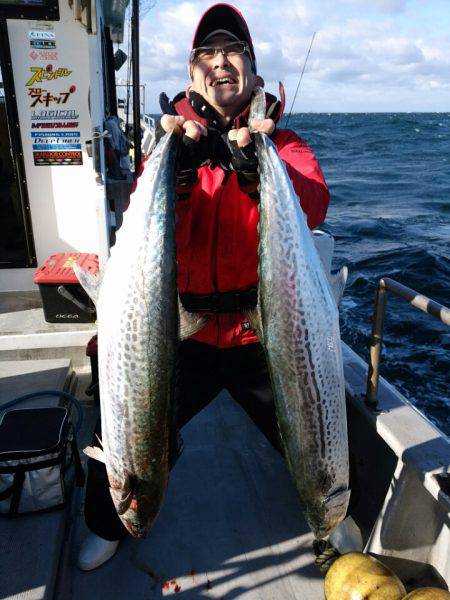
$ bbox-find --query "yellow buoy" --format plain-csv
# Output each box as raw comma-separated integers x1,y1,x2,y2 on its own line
403,589,450,599
324,552,406,600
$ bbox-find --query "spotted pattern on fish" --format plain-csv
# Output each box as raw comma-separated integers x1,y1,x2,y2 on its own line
95,133,179,537
253,122,350,538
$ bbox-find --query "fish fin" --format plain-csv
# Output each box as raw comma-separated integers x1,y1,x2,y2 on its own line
83,445,106,463
328,515,364,554
110,474,134,515
312,229,334,275
244,307,264,343
72,262,102,305
178,297,209,341
328,266,348,306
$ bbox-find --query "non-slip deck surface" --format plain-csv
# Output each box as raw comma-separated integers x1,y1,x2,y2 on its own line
0,359,74,600
68,391,325,599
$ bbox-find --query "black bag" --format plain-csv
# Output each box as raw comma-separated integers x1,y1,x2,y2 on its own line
0,390,85,516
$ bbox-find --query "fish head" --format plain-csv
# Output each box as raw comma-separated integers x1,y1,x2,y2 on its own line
120,499,153,539
109,475,162,539
307,487,351,539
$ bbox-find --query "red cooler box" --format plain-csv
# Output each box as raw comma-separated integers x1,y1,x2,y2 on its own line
34,253,98,323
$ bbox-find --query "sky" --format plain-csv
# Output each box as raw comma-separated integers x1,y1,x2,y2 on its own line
118,0,450,113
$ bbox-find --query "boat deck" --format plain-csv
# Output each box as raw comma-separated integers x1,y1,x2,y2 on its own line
0,358,84,600
0,291,95,367
0,291,448,598
0,291,326,599
62,391,324,599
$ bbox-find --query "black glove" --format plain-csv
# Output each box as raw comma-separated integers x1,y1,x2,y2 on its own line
176,127,224,193
177,131,217,171
223,134,259,180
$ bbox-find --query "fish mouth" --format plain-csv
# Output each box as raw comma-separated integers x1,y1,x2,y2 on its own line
124,519,150,539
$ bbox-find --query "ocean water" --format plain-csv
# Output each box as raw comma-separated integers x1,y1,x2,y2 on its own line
289,113,449,435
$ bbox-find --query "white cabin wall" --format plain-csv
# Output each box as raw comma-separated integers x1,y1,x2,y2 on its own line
86,1,111,268
2,0,109,291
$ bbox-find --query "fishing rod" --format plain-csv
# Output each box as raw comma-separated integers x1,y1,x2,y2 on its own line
284,31,316,128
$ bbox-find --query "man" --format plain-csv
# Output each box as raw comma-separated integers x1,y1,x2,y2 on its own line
78,3,330,570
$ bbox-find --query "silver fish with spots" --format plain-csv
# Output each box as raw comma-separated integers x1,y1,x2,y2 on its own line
75,132,206,538
247,89,350,538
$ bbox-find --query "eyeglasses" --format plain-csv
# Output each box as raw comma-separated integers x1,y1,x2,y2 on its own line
190,41,250,64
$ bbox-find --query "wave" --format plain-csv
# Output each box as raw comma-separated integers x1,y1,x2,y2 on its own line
293,113,450,432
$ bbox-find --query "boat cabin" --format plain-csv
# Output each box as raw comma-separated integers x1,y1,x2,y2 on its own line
0,0,140,294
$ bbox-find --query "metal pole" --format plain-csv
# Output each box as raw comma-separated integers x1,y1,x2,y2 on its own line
366,280,388,406
366,277,450,408
382,277,450,325
131,0,141,176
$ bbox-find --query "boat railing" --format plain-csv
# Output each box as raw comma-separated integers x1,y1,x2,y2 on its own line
366,277,450,407
141,114,156,156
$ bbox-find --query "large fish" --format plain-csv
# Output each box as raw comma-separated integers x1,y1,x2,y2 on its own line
247,89,350,538
74,132,206,538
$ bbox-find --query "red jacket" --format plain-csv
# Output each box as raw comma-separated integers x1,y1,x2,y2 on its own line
133,93,330,348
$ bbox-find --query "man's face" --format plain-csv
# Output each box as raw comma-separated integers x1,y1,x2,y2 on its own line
190,33,256,118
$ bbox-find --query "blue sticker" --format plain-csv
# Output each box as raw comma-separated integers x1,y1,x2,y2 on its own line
32,144,82,150
28,31,56,40
30,40,56,50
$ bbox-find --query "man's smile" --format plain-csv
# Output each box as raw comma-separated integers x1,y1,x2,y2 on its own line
209,73,238,87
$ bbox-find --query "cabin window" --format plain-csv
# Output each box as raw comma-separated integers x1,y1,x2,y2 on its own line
101,24,117,118
0,21,36,269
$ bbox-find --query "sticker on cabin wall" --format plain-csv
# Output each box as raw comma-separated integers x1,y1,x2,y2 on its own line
32,121,79,129
28,86,76,108
31,131,81,151
29,50,58,62
33,150,83,166
28,30,56,41
33,144,81,151
30,39,56,50
28,28,56,51
31,109,80,121
26,66,72,86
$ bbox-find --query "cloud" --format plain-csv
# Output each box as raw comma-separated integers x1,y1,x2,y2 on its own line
365,37,424,66
120,0,450,112
372,0,407,13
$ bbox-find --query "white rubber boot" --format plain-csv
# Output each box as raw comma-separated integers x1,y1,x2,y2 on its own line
77,533,120,571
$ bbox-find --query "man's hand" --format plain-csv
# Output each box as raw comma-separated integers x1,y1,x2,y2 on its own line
161,114,217,194
228,118,276,146
161,114,208,142
161,114,215,173
160,114,186,134
226,119,275,181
